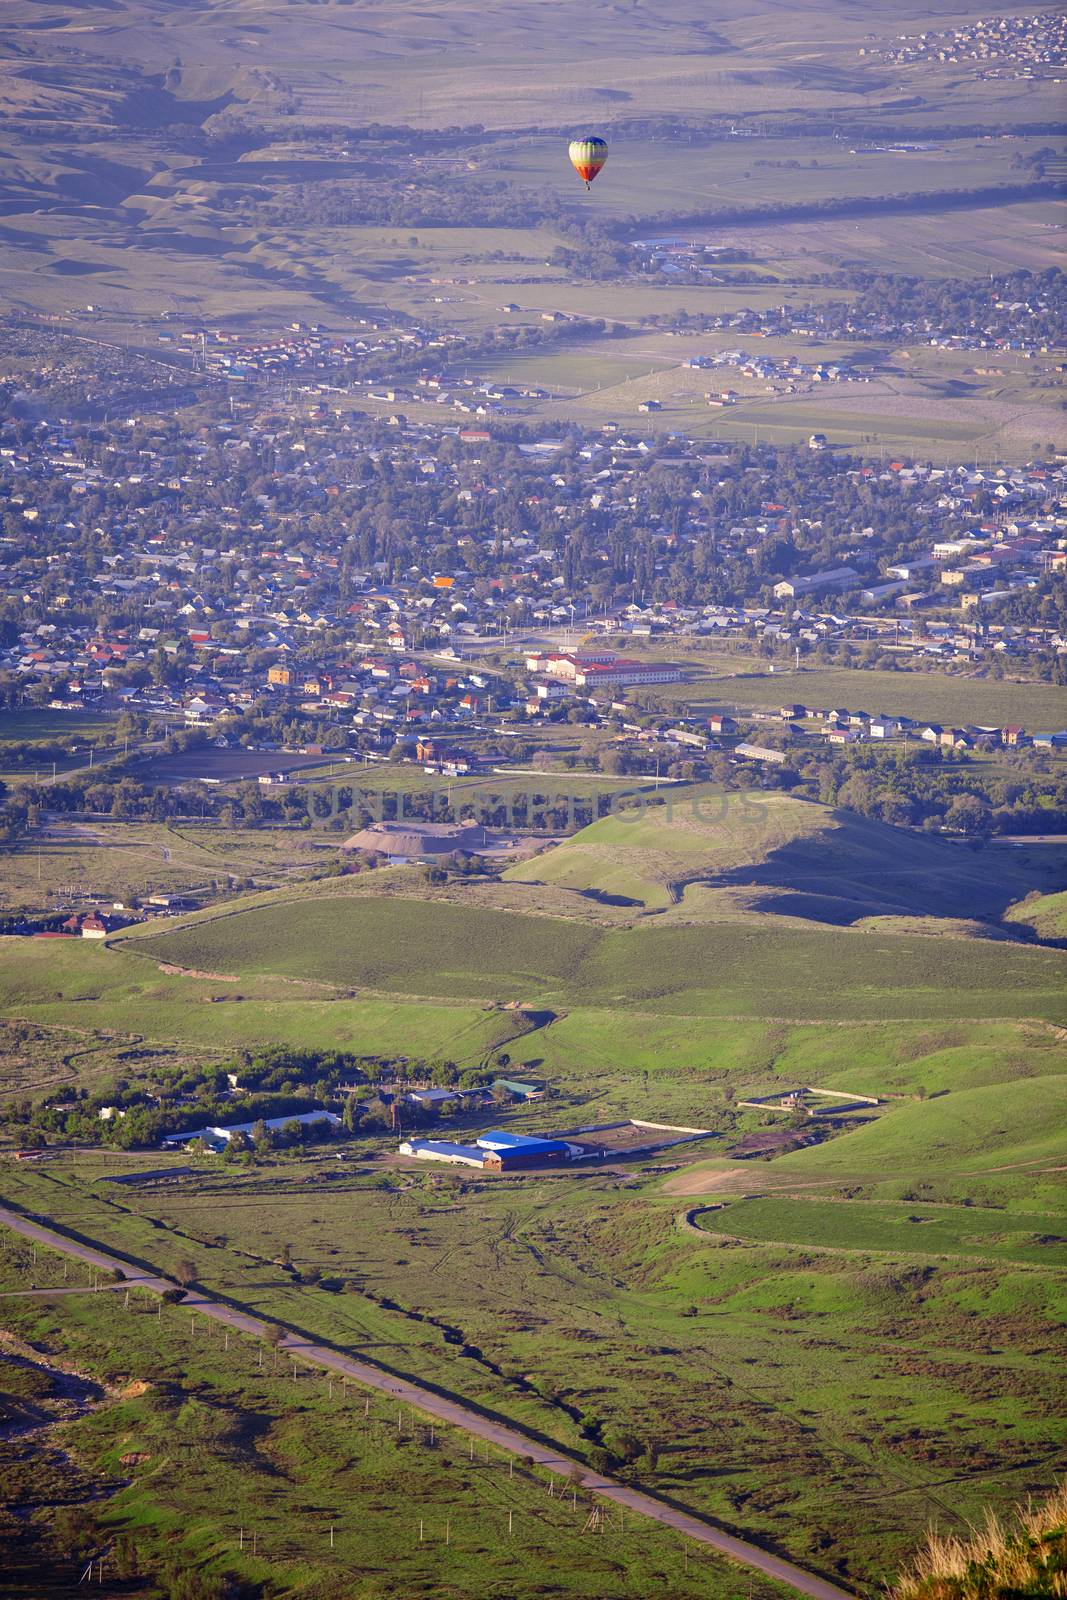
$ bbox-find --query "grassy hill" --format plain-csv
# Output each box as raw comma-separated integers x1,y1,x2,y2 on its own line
700,1190,1067,1268
504,789,1060,930
771,1074,1067,1179
115,892,1067,1022
6,0,1053,134
1005,888,1067,943
504,789,827,911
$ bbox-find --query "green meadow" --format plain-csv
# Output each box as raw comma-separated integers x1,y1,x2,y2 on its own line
3,1139,1065,1593
0,709,114,747
114,894,1067,1021
0,792,1064,1600
633,661,1067,733
702,1194,1067,1269
0,1236,757,1600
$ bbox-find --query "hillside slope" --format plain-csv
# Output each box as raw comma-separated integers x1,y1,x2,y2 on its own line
504,790,1061,930
117,894,1067,1022
771,1074,1067,1178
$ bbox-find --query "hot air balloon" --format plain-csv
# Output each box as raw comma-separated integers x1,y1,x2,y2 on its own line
568,135,608,190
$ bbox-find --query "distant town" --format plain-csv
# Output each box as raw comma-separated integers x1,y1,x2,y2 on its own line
2,294,1065,938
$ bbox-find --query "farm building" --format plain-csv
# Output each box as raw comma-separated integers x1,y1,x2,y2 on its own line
734,742,787,765
398,1139,487,1168
492,1078,544,1101
476,1130,579,1166
399,1129,579,1170
399,1118,719,1170
162,1110,341,1153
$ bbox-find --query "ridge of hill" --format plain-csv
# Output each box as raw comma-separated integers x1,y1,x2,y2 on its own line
503,789,1064,932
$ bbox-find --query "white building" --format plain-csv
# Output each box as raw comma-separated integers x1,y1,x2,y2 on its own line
162,1110,341,1152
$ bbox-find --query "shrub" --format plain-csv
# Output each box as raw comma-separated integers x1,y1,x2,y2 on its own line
890,1476,1067,1600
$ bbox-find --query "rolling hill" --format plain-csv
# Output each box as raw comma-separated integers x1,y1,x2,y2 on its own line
114,890,1067,1023
504,789,1062,931
769,1072,1067,1179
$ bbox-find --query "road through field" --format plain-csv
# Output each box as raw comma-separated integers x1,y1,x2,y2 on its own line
0,1203,854,1600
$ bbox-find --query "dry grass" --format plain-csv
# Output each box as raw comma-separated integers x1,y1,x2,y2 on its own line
891,1477,1067,1600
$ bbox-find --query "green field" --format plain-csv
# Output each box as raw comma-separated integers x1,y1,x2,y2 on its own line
0,709,119,783
0,1236,754,1600
702,1192,1067,1268
0,709,113,747
3,1139,1065,1593
112,894,1067,1022
632,660,1067,732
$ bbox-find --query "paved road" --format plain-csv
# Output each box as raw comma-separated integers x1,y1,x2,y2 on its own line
0,1205,853,1600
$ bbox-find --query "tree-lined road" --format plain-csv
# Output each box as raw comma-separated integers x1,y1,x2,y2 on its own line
0,1204,854,1600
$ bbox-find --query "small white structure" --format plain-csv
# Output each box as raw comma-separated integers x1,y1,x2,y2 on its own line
162,1110,341,1152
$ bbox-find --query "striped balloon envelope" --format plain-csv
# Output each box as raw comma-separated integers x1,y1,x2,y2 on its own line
568,135,608,189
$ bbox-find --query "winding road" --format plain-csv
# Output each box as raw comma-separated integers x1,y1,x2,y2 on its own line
0,1203,853,1600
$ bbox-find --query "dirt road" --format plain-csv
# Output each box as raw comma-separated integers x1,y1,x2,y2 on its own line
0,1204,854,1600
